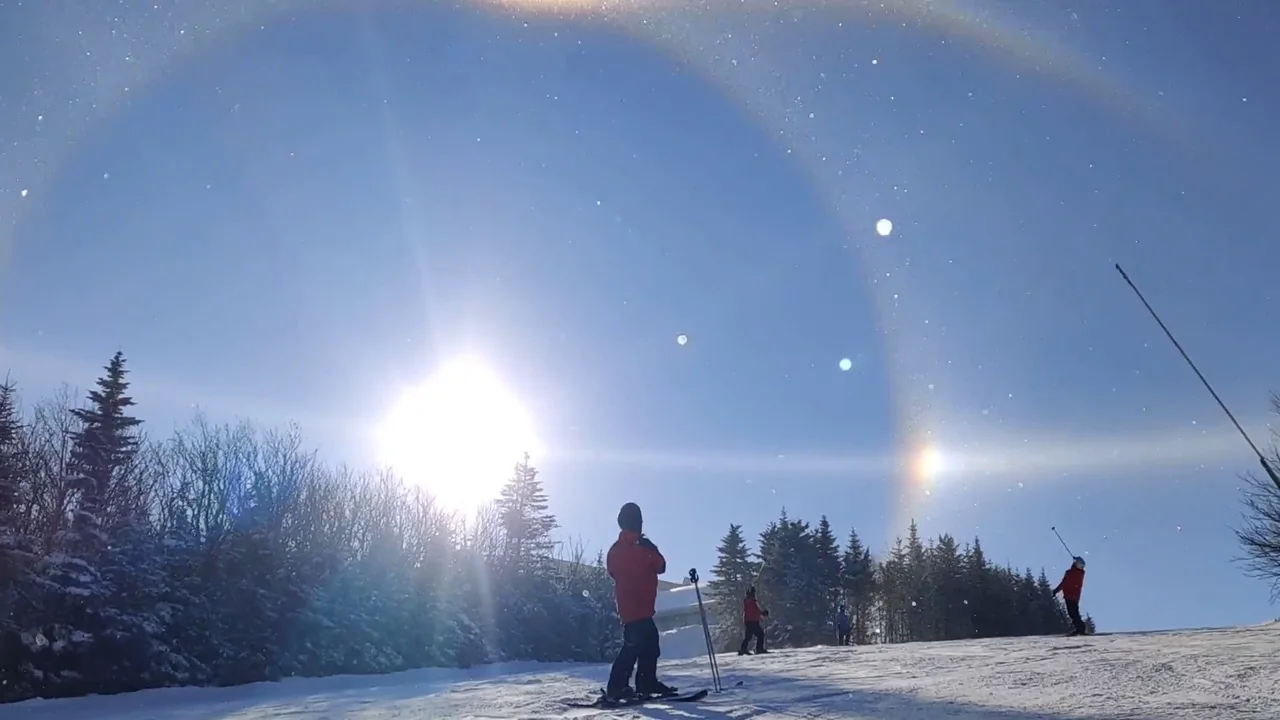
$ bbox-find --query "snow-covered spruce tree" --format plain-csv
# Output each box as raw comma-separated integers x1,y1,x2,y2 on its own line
788,521,828,646
0,377,41,700
28,352,170,697
498,455,557,575
1035,570,1070,635
708,523,754,651
927,534,969,641
0,378,27,539
754,511,829,648
754,516,790,648
494,455,560,660
0,377,32,599
963,537,1000,639
812,516,842,643
902,521,933,641
874,537,905,642
839,528,875,644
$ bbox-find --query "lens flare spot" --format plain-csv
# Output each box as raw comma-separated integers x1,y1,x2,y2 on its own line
839,357,852,371
876,218,894,236
676,333,689,346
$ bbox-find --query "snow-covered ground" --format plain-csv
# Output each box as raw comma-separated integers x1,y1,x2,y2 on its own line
6,623,1279,719
659,622,719,660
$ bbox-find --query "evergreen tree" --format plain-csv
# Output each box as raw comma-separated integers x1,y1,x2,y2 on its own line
902,521,932,640
0,376,35,686
928,534,968,640
1034,570,1068,635
964,538,998,638
755,515,793,648
67,351,143,550
708,524,753,649
0,378,24,530
494,455,559,658
497,454,557,574
813,516,842,642
840,528,874,644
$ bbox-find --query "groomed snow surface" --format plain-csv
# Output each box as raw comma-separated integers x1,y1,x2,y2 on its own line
6,624,1279,719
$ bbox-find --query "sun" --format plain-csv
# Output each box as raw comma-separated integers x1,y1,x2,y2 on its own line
375,356,543,512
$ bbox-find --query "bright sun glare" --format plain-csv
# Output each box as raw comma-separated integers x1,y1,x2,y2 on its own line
376,356,542,512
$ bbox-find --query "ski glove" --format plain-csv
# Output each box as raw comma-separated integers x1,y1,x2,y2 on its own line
638,535,659,553
762,610,770,617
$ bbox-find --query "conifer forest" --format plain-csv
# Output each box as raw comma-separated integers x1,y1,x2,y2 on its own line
0,353,1092,703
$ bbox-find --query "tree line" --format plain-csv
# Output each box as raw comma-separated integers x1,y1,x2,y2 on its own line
707,513,1095,650
0,350,1107,705
0,352,620,703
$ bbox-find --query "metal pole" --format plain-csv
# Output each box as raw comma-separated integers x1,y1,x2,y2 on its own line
689,569,722,693
1050,526,1074,557
1115,264,1280,490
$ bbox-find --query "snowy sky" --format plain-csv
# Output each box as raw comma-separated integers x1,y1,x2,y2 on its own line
2,0,1279,632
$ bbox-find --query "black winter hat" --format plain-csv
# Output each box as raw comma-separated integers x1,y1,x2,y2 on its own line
617,502,643,532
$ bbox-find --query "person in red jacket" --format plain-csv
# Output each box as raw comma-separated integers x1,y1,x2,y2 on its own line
1052,556,1088,636
738,586,769,655
605,502,676,702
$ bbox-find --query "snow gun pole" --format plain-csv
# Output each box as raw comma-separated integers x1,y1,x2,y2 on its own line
1050,526,1074,557
1115,264,1280,491
688,568,723,693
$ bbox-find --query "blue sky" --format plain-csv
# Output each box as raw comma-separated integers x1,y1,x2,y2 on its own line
3,1,1279,632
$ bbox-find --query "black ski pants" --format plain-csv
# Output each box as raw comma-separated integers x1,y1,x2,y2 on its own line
608,617,660,692
837,628,851,646
739,620,765,654
1065,598,1087,635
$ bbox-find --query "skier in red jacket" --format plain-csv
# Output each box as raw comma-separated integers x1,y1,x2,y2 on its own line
1052,556,1088,636
738,586,769,655
605,502,677,702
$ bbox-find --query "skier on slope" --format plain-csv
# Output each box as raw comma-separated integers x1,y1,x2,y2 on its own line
1052,556,1088,637
738,586,769,655
605,502,678,702
835,605,852,646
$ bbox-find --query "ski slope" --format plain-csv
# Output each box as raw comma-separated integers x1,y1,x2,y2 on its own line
5,624,1279,719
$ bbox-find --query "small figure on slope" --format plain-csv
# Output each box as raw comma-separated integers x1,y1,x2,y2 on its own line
738,586,769,655
605,502,678,703
1052,556,1088,637
835,605,852,646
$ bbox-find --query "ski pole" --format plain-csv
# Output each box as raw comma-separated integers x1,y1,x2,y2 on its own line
688,568,722,693
1050,526,1074,557
1115,264,1280,491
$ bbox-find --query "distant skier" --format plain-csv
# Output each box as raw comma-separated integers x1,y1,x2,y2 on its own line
605,502,677,702
835,605,852,646
738,586,769,655
1052,556,1088,637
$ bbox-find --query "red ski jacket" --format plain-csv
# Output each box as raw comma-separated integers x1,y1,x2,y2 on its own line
606,530,666,624
743,596,764,623
1054,566,1085,602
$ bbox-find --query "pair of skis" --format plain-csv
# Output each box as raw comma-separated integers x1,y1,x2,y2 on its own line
565,688,710,709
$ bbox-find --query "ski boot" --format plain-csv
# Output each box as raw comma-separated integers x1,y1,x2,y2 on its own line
638,680,679,698
603,685,636,704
